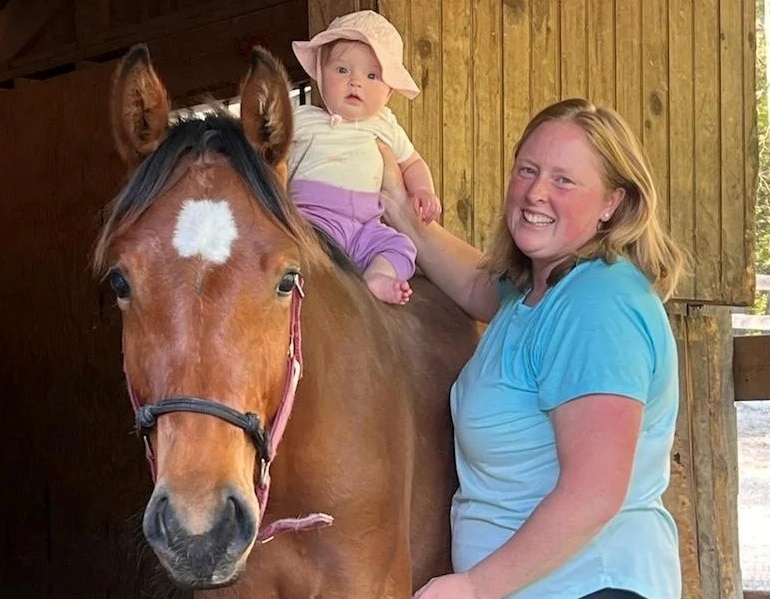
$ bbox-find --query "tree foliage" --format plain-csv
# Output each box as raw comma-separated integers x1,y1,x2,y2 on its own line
756,0,770,275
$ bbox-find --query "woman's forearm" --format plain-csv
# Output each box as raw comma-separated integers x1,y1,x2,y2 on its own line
467,484,620,599
409,222,498,322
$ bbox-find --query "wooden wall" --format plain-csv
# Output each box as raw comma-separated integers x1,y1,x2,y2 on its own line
0,2,306,597
666,307,742,598
374,0,757,307
1,0,308,103
0,60,160,598
306,1,753,597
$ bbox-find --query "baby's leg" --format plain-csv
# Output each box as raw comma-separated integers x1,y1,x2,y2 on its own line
363,256,413,305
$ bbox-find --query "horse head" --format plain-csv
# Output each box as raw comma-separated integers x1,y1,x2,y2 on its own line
95,44,317,589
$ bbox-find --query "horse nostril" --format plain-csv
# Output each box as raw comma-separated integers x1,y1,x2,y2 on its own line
226,493,257,547
144,492,174,546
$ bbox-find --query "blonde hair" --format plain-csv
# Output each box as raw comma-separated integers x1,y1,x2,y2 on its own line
481,98,688,301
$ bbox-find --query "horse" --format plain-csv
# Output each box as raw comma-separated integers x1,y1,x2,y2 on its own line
94,44,479,597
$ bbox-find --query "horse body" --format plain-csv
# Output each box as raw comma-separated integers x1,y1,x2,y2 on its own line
96,45,478,597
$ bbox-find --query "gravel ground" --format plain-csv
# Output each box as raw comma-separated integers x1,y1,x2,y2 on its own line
737,400,770,590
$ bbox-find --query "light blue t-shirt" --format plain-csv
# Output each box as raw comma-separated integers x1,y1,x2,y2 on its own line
450,259,681,598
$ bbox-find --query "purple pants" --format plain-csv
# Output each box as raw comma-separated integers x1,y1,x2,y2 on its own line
290,179,416,280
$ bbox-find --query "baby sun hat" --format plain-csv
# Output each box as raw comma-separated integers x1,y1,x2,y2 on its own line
292,10,420,100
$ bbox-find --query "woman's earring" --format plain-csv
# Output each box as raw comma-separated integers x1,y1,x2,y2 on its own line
603,213,610,221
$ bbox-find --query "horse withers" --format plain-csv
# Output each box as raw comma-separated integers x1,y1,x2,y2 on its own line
94,44,479,597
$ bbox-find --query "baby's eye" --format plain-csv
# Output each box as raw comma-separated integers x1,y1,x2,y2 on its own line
336,66,348,74
367,72,378,80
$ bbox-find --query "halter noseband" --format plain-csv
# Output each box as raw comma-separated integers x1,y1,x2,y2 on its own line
125,274,333,542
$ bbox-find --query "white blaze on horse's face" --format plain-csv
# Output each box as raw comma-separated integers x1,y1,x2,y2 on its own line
172,199,238,264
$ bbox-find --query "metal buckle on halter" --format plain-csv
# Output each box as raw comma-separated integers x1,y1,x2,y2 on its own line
293,273,305,297
259,457,272,487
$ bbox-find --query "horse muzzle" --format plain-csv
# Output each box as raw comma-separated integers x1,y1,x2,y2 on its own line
143,485,257,589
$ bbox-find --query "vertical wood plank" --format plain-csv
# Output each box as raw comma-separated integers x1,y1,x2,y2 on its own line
688,314,721,598
743,0,759,303
641,0,670,247
472,0,503,250
688,310,742,597
408,0,443,210
586,0,615,107
614,0,643,140
440,0,473,241
502,0,532,168
530,0,560,113
559,0,587,99
719,0,748,304
309,0,377,35
693,0,721,301
666,313,704,599
668,0,696,299
378,0,412,133
709,308,742,599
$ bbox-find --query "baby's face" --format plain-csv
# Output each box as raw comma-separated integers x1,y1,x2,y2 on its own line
320,41,392,121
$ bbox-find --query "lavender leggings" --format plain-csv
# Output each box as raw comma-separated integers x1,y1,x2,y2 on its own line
290,179,416,280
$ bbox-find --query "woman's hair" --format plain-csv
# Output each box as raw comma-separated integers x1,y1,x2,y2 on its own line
481,98,688,301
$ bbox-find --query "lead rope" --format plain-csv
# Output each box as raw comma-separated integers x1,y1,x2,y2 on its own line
255,276,333,542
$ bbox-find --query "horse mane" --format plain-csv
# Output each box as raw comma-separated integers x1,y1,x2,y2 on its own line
93,111,360,280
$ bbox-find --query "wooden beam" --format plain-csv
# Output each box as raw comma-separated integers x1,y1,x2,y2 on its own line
0,0,289,82
733,335,770,401
0,0,65,63
745,592,770,599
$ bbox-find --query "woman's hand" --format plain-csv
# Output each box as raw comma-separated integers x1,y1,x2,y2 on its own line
413,572,484,599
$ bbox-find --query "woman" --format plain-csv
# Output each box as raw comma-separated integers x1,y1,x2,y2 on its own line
382,98,686,599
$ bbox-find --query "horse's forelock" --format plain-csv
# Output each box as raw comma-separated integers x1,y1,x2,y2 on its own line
93,113,321,274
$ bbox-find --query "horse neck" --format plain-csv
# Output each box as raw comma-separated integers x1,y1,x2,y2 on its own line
300,254,404,375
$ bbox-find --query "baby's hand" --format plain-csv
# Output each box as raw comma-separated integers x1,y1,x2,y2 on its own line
410,188,442,224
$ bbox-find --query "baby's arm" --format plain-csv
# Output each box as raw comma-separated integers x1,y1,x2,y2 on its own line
400,151,441,224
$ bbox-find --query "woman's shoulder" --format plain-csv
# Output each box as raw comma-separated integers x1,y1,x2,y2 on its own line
556,258,661,311
570,258,651,291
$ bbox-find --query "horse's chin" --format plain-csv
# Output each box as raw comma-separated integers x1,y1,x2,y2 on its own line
158,554,247,590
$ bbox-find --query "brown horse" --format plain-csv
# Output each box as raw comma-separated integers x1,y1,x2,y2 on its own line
94,45,479,597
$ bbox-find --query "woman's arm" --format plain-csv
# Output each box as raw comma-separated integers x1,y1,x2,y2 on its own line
379,142,500,322
415,394,642,599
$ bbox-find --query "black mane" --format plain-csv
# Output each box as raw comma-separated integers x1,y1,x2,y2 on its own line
98,113,358,275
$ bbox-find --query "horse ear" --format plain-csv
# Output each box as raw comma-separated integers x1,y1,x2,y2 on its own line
239,47,294,173
110,44,170,169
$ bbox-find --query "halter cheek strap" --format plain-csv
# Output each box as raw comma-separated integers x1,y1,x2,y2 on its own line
124,275,333,543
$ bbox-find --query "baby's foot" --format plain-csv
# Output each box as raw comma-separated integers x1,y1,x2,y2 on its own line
365,273,413,305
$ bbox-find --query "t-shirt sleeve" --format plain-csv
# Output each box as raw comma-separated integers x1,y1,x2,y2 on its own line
535,287,657,411
377,108,415,163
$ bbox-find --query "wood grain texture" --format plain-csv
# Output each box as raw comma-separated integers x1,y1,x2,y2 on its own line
733,335,770,401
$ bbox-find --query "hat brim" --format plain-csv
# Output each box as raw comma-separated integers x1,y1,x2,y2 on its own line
292,29,419,100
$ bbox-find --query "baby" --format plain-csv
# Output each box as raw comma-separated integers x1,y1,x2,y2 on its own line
290,10,440,304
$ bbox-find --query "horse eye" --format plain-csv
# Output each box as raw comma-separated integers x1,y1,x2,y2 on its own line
108,269,131,300
277,272,297,296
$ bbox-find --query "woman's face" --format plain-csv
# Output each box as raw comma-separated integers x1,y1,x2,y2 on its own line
505,120,623,279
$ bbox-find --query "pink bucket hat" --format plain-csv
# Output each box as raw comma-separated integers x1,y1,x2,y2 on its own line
292,10,420,100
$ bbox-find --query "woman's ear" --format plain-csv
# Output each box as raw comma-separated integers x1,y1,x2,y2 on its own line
603,187,626,221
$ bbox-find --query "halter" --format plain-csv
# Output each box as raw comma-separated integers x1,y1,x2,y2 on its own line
125,274,333,543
